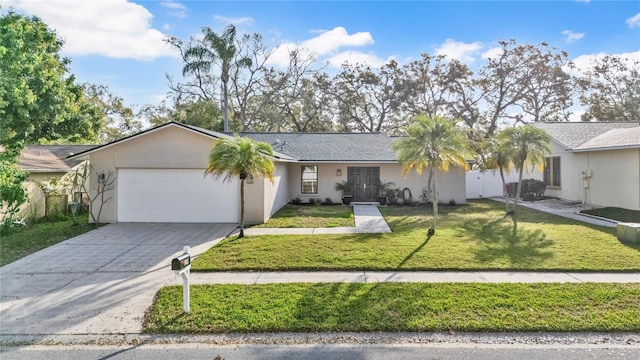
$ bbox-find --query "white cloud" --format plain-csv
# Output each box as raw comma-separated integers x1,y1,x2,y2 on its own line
3,0,175,61
268,27,376,68
481,46,504,59
435,39,483,63
160,0,185,10
566,50,640,75
213,15,255,27
562,30,585,43
160,0,186,18
626,13,640,28
326,51,392,68
302,27,374,55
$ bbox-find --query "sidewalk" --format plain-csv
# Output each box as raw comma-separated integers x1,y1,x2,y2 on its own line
189,271,640,284
243,204,391,235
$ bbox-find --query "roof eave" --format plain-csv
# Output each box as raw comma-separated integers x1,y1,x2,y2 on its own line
572,145,640,152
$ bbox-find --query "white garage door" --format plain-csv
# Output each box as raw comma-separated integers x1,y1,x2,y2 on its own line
117,169,239,223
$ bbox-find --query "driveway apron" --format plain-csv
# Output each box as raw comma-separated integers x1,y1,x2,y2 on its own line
0,223,235,335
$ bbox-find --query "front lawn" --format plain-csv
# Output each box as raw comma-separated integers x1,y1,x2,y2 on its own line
0,216,96,266
144,282,640,333
194,200,640,271
581,207,640,223
252,204,354,228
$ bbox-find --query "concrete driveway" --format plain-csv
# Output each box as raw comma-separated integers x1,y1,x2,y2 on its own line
0,223,235,336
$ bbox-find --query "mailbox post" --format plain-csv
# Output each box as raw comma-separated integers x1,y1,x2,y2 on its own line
171,246,191,313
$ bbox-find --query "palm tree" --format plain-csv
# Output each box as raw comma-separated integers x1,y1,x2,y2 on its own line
183,25,252,132
479,136,517,213
393,115,470,235
206,135,274,238
499,125,550,213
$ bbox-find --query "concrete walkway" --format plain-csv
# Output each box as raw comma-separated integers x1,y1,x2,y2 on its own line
488,197,619,228
190,271,640,285
243,204,391,235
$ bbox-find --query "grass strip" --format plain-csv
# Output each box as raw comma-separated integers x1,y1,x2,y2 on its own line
194,200,640,272
581,207,640,223
144,282,640,333
0,216,95,266
251,204,354,228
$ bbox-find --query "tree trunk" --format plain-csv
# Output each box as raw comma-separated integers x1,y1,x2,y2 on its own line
431,171,438,231
239,178,245,238
222,80,229,132
513,166,525,213
499,166,510,213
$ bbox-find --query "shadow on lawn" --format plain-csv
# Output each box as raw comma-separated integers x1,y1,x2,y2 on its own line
397,233,433,268
462,215,554,267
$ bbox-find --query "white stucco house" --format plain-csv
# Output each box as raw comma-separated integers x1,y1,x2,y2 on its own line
532,122,640,211
69,122,467,224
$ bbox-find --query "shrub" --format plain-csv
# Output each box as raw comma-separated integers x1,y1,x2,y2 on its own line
291,197,302,205
323,197,334,205
520,179,547,201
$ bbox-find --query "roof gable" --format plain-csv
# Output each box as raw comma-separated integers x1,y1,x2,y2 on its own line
68,122,296,162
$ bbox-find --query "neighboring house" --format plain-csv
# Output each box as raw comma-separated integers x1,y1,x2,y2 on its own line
18,145,95,182
14,145,95,219
69,122,467,224
532,122,640,211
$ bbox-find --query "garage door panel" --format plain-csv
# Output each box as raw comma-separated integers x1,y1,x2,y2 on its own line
117,169,238,223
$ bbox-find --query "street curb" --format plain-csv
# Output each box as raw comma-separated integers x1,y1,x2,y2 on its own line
2,332,639,347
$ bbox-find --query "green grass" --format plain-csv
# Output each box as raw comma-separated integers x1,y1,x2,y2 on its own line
581,207,640,223
143,282,640,333
0,216,96,266
194,200,640,271
252,204,354,228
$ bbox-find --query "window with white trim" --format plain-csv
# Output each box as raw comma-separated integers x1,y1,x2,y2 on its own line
301,165,318,194
543,156,561,188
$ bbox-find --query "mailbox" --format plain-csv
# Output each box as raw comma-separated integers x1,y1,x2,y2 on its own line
171,253,191,270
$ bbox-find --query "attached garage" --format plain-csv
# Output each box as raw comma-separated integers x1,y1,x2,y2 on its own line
117,169,239,223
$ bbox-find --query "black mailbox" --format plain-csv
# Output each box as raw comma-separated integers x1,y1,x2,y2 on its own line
171,253,191,270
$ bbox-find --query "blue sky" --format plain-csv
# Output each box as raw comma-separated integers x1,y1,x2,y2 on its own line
2,0,639,112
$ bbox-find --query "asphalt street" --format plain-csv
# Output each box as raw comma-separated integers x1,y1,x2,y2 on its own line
1,344,639,360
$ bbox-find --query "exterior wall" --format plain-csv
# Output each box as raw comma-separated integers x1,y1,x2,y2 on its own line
532,141,640,211
266,162,291,218
87,125,244,223
584,149,639,211
286,162,466,205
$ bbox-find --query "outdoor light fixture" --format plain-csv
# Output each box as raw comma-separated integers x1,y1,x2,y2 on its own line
336,169,342,176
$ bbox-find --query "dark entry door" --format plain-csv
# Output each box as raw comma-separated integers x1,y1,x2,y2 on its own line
348,167,380,202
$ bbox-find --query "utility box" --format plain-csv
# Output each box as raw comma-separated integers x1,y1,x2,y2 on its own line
171,253,191,271
617,223,640,245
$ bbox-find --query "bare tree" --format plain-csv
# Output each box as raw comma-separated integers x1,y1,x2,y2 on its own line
332,60,404,133
577,55,640,122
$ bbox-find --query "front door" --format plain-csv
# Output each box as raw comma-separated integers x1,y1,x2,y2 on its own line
348,167,380,202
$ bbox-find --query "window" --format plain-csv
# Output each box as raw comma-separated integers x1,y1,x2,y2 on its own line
301,165,318,194
543,156,561,188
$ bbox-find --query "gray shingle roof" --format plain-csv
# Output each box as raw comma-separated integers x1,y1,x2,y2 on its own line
533,122,639,150
238,132,399,161
575,126,640,151
18,145,97,172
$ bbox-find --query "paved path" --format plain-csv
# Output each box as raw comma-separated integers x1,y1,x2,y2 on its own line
488,197,619,228
190,271,640,284
243,204,391,235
